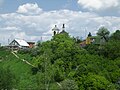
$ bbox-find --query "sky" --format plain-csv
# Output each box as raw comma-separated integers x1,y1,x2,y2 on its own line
0,0,120,45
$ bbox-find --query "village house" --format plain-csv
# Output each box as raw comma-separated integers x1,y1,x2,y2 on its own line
80,32,105,47
8,39,30,50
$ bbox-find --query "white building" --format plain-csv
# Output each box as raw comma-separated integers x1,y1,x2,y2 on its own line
8,39,29,50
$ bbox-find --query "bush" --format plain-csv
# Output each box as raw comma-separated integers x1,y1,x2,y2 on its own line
60,79,78,90
0,67,16,90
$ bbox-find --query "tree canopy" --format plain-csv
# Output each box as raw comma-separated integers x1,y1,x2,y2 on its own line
97,27,110,42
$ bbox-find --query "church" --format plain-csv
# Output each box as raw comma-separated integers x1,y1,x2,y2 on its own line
52,24,68,36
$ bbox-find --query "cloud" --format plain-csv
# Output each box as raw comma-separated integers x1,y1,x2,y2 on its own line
77,0,119,11
0,26,21,31
0,3,120,45
17,3,42,15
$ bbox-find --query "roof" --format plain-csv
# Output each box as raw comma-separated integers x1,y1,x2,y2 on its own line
52,25,59,31
15,39,29,47
27,42,35,44
60,30,68,34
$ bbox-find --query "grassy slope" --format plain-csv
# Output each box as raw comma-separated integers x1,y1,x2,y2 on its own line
0,47,35,89
0,48,31,73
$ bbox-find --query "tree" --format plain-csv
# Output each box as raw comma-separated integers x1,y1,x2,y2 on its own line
97,27,110,42
84,73,115,90
110,30,120,40
101,40,120,59
101,30,120,59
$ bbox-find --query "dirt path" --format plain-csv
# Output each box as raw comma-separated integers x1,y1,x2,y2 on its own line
11,52,36,67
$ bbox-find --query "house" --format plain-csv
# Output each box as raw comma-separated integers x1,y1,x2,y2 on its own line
80,32,106,47
80,32,94,47
27,42,35,48
8,39,29,50
80,40,86,47
80,36,106,47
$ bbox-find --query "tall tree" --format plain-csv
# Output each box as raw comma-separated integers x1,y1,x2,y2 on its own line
97,27,110,42
110,30,120,40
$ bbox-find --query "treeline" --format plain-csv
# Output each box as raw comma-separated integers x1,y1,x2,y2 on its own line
0,29,120,90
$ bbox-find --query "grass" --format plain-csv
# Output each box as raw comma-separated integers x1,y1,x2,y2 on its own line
0,47,34,89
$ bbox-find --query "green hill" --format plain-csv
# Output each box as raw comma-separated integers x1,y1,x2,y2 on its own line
0,30,120,90
0,47,36,89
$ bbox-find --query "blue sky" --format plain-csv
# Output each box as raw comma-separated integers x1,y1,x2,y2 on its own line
0,0,79,13
1,0,120,16
0,0,120,45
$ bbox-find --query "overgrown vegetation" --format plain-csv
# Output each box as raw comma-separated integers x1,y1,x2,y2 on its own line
0,29,120,90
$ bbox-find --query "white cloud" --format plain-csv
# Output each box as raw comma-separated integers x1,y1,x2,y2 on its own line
17,3,42,15
0,3,120,45
77,0,119,11
0,26,20,31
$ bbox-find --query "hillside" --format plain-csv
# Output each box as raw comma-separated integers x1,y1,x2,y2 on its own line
0,30,120,90
0,47,35,89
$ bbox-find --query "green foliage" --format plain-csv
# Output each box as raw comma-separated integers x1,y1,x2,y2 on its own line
84,44,99,55
31,32,120,89
0,48,34,89
84,73,115,90
103,40,120,59
60,79,78,90
110,30,120,40
0,67,16,90
85,30,120,60
18,48,40,57
0,47,11,61
0,30,120,89
97,27,110,42
54,68,64,82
